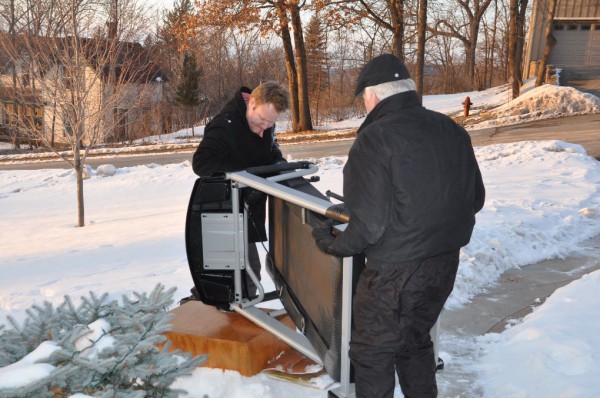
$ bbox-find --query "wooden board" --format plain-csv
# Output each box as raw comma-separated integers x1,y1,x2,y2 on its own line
164,301,303,376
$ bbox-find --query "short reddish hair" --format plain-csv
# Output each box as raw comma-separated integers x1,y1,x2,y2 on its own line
251,81,290,113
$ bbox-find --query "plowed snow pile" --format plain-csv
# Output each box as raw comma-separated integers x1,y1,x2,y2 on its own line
469,84,600,129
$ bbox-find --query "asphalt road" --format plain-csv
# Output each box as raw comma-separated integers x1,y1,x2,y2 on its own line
1,113,599,171
470,112,600,158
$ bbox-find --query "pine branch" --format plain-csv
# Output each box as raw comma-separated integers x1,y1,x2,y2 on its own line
0,284,206,397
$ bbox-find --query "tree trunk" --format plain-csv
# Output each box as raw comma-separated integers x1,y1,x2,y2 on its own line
468,0,494,89
508,0,520,98
536,0,558,86
391,0,405,61
51,101,57,148
276,4,299,131
8,0,22,149
415,0,427,95
108,0,119,142
482,19,490,89
504,28,510,81
315,70,322,125
489,0,498,87
290,1,312,131
71,0,86,227
467,24,478,90
515,0,528,90
191,110,195,136
74,143,85,227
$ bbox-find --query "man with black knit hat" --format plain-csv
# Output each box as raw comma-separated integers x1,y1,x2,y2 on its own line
313,54,485,397
192,81,289,300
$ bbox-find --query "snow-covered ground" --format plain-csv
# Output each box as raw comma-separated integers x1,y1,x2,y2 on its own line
2,82,600,397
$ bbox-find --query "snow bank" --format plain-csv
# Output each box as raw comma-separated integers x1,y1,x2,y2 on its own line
476,269,600,397
469,84,600,129
449,140,600,307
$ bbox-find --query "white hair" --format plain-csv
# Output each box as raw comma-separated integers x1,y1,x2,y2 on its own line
364,78,417,101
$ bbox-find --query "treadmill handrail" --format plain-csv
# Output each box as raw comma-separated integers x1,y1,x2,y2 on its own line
245,161,312,176
226,169,350,223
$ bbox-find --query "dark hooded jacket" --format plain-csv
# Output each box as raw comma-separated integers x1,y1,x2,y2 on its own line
192,87,285,242
329,90,485,265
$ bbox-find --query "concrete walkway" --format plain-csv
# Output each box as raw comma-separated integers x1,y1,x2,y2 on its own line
436,234,600,397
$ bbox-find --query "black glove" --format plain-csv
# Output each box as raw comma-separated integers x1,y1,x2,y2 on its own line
312,227,335,254
244,188,265,206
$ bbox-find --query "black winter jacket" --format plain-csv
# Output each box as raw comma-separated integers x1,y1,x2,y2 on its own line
330,90,485,265
192,87,285,242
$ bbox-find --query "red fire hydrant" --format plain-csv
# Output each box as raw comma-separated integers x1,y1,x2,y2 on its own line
463,96,473,118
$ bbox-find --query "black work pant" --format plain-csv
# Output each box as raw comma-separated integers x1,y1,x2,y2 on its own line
349,250,460,398
245,242,262,297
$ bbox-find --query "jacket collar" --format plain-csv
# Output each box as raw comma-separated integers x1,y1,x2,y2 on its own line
357,90,422,134
233,86,252,131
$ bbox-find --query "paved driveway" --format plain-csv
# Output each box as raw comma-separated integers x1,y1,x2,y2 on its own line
561,66,600,97
469,113,600,158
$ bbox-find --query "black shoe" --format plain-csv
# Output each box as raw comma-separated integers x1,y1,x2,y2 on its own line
436,357,445,371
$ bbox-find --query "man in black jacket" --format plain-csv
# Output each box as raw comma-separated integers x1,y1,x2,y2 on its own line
192,81,289,297
313,54,485,397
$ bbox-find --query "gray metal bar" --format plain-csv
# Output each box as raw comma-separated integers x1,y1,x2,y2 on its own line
227,170,349,222
226,189,264,309
233,306,323,365
230,183,244,305
338,256,355,397
240,272,264,308
240,203,264,308
266,308,288,318
265,164,319,183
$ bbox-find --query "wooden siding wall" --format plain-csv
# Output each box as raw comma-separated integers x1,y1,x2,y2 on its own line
524,0,600,78
555,0,600,18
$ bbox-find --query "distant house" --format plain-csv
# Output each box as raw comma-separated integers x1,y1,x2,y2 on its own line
0,44,43,145
0,34,168,147
524,0,600,79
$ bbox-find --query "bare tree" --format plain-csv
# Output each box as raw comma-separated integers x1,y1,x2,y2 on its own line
321,0,412,61
324,25,364,121
414,0,427,94
508,0,528,98
185,26,286,122
426,27,463,93
535,0,557,87
305,15,328,125
23,0,68,36
429,0,494,90
0,0,26,148
181,0,313,132
1,0,161,226
490,0,511,83
157,0,289,129
478,0,501,88
289,1,312,131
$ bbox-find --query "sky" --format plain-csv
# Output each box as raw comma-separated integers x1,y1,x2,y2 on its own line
1,81,600,397
150,0,175,12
